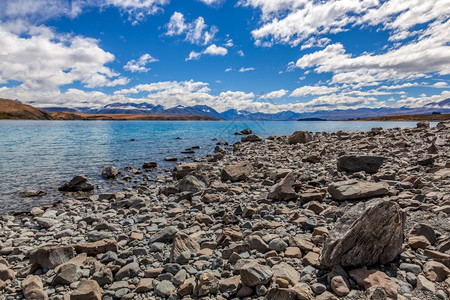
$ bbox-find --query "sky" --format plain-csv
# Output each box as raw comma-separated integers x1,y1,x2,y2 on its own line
0,0,449,113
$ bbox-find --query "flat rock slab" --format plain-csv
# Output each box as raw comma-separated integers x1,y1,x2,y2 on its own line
30,245,75,270
328,179,389,200
320,199,405,268
337,155,384,173
221,161,252,182
288,131,313,144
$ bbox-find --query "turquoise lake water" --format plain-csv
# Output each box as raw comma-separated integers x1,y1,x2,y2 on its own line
0,120,431,213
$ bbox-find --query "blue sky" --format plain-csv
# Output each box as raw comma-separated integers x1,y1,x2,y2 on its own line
0,0,449,113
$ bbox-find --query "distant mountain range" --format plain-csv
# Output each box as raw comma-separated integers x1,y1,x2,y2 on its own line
3,98,450,121
44,103,224,120
0,99,218,121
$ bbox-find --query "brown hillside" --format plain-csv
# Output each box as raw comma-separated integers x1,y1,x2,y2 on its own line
0,98,52,120
357,113,450,121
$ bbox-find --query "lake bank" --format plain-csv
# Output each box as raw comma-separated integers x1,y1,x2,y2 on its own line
0,120,438,213
0,120,449,299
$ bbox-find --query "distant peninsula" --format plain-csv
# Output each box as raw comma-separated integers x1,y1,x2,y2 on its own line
354,113,450,122
297,117,327,121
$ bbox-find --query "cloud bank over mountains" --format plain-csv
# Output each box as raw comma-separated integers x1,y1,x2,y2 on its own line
0,0,449,113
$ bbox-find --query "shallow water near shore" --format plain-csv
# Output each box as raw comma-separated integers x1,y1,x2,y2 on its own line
0,120,435,213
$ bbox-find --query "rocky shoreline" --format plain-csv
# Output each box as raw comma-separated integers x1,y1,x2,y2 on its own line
1,121,450,300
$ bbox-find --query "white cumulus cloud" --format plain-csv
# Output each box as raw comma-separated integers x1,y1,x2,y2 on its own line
239,67,255,72
124,53,158,73
260,89,289,99
196,0,224,6
185,44,228,61
0,23,127,90
0,0,170,24
290,85,340,97
166,12,218,45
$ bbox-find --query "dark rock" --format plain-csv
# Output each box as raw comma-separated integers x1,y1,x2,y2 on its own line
58,175,94,192
241,134,263,142
22,275,47,300
142,161,157,169
115,262,140,280
235,128,252,135
164,157,178,162
170,232,200,262
173,163,199,179
268,172,297,201
320,199,405,268
155,280,175,297
417,121,430,128
240,262,273,286
102,166,118,179
149,226,179,243
30,245,75,270
68,280,102,300
288,131,313,144
52,263,82,285
177,175,206,193
337,156,384,173
92,268,113,286
195,272,219,296
221,161,252,182
409,223,437,245
19,190,47,198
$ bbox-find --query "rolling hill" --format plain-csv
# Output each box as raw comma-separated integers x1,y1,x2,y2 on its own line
0,98,52,120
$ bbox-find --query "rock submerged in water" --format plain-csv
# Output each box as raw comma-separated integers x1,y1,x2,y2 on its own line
320,199,405,268
58,175,94,192
234,128,252,135
164,157,178,162
19,190,47,197
328,179,389,200
101,166,118,179
337,155,384,173
142,161,157,169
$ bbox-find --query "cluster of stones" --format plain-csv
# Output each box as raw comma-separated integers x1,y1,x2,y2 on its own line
1,120,449,300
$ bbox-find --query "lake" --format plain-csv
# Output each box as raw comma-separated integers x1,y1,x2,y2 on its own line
0,120,432,213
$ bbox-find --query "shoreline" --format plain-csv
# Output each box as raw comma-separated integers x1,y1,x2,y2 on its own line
0,121,449,299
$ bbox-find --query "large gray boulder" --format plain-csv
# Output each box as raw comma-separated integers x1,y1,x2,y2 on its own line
328,179,389,200
320,199,405,268
337,156,384,173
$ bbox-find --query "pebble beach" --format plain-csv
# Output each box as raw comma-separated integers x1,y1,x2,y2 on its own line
1,121,450,300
